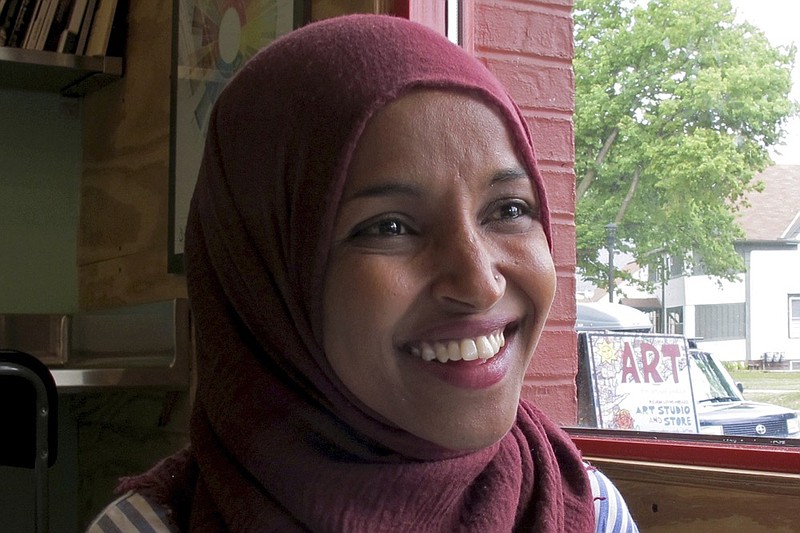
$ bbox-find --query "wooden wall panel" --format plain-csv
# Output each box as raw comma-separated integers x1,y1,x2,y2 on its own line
590,458,800,532
79,0,186,310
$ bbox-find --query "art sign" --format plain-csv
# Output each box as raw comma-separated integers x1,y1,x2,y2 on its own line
584,333,699,433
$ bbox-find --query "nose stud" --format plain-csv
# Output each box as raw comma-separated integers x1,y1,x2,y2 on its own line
494,274,500,281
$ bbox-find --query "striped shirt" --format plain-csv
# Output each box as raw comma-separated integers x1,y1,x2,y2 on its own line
86,491,176,533
87,465,638,532
586,463,639,533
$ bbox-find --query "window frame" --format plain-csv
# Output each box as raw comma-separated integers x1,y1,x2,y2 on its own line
789,294,800,339
568,427,800,474
666,305,683,335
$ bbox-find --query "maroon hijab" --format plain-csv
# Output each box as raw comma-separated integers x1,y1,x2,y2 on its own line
124,14,594,532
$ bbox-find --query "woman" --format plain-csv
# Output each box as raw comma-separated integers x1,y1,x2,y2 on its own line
89,14,637,532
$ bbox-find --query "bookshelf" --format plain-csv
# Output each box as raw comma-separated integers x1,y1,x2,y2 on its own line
0,46,122,96
0,0,125,97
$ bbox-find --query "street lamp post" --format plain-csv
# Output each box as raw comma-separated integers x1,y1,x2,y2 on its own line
661,254,668,333
605,223,617,303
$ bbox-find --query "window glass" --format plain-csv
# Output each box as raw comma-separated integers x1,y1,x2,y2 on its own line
690,351,740,403
668,256,684,279
695,303,745,341
571,0,800,453
666,307,683,335
790,295,800,338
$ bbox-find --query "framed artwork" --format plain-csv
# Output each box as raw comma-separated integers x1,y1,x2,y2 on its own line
168,0,308,272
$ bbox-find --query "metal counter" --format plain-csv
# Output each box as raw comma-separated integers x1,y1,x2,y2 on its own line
0,299,191,392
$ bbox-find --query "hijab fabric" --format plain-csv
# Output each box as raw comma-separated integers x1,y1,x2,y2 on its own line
127,14,594,532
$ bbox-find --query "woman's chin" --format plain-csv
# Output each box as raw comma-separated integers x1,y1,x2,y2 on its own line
415,415,516,453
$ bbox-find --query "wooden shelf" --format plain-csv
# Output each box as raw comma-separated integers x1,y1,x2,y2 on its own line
0,46,123,97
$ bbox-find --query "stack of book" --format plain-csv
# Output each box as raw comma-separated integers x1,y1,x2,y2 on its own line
0,0,120,56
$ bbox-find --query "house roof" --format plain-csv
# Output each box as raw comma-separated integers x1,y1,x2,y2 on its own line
737,165,800,241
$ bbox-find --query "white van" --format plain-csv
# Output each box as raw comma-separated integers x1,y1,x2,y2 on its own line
575,302,653,332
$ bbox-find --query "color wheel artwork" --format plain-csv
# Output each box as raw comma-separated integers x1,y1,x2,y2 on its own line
170,0,296,263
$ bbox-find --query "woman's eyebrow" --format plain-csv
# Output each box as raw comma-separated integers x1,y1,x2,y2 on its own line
490,167,531,185
342,182,423,203
342,167,530,203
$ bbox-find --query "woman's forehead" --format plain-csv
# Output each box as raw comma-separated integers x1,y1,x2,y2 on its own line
343,90,528,188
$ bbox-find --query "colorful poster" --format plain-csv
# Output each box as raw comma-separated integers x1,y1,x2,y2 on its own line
585,333,699,433
169,0,299,269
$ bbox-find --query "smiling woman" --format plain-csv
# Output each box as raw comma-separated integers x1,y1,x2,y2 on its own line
88,14,636,533
323,90,555,452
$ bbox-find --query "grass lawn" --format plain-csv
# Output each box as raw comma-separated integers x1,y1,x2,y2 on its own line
728,369,800,411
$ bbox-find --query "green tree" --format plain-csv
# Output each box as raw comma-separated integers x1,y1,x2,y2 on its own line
574,0,796,288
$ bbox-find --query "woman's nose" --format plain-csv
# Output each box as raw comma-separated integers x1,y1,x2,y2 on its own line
429,228,504,312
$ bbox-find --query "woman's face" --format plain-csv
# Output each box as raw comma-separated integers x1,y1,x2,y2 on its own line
322,90,556,452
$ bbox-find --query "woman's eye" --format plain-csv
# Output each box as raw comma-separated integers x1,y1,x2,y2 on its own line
352,217,412,238
374,219,407,236
500,203,525,219
488,200,534,222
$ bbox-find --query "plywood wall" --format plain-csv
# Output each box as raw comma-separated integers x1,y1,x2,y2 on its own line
79,0,185,310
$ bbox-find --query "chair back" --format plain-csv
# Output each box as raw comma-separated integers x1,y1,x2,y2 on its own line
0,349,58,532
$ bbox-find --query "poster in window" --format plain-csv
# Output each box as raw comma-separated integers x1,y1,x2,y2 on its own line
584,333,699,433
169,0,305,271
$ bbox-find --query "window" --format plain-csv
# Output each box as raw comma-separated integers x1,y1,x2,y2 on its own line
445,0,460,45
647,255,684,284
666,306,683,335
695,303,745,341
647,306,683,334
668,255,685,278
567,2,799,517
647,264,659,284
790,295,800,338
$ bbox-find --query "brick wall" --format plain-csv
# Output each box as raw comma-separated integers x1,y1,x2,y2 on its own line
472,0,578,423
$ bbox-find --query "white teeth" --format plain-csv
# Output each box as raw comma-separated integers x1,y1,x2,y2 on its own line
460,339,478,361
448,341,460,360
487,334,499,353
435,343,449,363
408,329,506,363
476,336,493,359
421,343,436,362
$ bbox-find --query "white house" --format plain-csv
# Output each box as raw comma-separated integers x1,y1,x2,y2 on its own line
600,165,800,363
